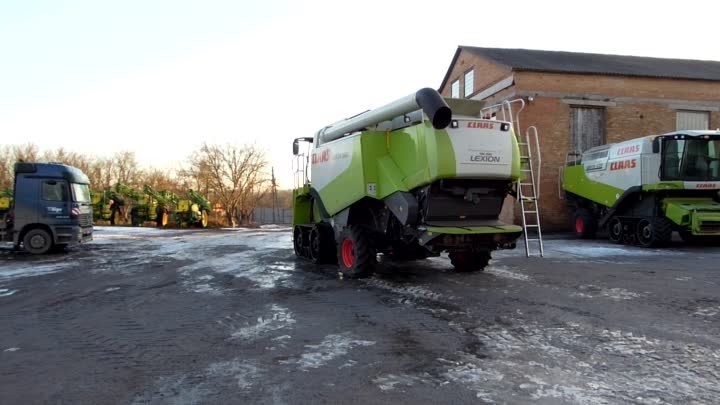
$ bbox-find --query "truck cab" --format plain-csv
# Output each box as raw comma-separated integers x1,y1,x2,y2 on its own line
0,162,93,254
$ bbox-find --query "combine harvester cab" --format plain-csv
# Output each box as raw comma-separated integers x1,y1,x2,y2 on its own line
563,130,720,247
292,88,528,278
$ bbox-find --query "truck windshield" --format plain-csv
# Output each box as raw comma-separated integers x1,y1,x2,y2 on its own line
662,138,720,181
72,183,91,202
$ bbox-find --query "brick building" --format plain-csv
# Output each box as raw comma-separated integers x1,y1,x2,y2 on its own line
439,47,720,230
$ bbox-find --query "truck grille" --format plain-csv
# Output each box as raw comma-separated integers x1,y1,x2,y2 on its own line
79,213,93,227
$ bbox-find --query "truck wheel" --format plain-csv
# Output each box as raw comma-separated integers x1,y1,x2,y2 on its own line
23,228,53,255
574,208,597,239
636,217,672,248
607,217,623,244
449,251,491,272
337,226,375,278
310,225,336,264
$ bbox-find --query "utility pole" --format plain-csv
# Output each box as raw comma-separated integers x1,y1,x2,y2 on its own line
271,167,278,223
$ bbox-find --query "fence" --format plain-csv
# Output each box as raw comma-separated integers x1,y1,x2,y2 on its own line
252,207,292,224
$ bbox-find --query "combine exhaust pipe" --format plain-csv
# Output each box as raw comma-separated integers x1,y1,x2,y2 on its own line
317,88,452,145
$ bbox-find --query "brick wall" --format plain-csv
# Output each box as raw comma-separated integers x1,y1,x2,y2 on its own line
440,49,512,98
514,72,720,231
440,55,720,232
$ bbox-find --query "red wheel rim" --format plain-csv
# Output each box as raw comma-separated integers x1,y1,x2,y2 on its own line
341,239,354,268
575,217,584,234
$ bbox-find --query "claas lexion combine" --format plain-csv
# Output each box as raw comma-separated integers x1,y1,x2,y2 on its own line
291,88,529,278
563,130,720,246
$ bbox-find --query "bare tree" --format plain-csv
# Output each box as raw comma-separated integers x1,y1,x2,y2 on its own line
112,151,139,186
186,143,268,227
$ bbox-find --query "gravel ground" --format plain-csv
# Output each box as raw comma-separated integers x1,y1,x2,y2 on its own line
1,226,719,405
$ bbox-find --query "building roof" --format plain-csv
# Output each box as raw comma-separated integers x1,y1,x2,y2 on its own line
440,46,720,91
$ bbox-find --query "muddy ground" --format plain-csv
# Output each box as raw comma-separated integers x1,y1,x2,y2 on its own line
1,226,719,405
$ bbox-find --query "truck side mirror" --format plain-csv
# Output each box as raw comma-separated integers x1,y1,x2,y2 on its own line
293,141,299,156
652,138,660,153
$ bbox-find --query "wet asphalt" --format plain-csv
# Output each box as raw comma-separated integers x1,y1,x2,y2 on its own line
0,226,719,405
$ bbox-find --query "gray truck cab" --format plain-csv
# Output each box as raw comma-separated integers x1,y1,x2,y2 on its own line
0,162,93,254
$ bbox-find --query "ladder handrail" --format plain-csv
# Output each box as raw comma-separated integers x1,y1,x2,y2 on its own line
526,126,541,199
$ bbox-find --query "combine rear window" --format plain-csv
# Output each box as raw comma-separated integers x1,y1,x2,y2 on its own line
662,137,720,181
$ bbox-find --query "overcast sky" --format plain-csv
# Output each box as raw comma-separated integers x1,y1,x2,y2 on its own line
1,0,719,188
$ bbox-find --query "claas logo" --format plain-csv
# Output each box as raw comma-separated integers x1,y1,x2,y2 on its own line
312,150,330,165
610,159,637,171
467,122,495,129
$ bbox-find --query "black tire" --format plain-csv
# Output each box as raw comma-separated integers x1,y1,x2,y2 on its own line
310,224,336,264
110,207,121,225
293,226,305,258
23,228,53,255
607,217,623,244
636,217,672,248
130,208,141,227
573,208,597,239
449,251,491,272
337,226,376,278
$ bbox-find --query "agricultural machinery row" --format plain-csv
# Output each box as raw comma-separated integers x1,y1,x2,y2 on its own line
91,184,211,228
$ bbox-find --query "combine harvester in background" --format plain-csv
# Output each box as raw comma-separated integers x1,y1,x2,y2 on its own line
562,130,720,246
291,88,543,278
91,188,125,225
173,189,211,228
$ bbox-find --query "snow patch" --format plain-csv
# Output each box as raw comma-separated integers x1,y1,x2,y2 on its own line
283,333,375,371
228,305,295,341
104,287,120,293
364,278,447,302
374,373,431,391
693,306,720,317
3,347,20,352
487,265,531,281
572,285,645,301
0,288,18,297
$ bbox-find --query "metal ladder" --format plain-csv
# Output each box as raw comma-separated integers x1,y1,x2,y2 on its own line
517,126,544,257
481,99,544,257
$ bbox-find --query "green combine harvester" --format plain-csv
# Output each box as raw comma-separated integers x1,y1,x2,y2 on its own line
562,130,720,246
173,189,211,228
0,189,12,217
91,189,125,224
291,88,524,278
142,185,174,227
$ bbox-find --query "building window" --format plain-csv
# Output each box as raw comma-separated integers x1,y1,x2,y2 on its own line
676,110,709,130
464,69,474,98
451,79,460,98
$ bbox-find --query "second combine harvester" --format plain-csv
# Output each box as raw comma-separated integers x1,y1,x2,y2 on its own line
292,88,527,278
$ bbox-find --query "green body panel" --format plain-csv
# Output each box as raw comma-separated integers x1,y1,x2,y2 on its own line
292,186,313,227
563,165,624,207
663,198,720,235
424,225,523,235
641,182,685,191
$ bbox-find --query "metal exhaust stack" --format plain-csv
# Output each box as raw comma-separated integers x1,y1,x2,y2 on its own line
317,88,452,145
